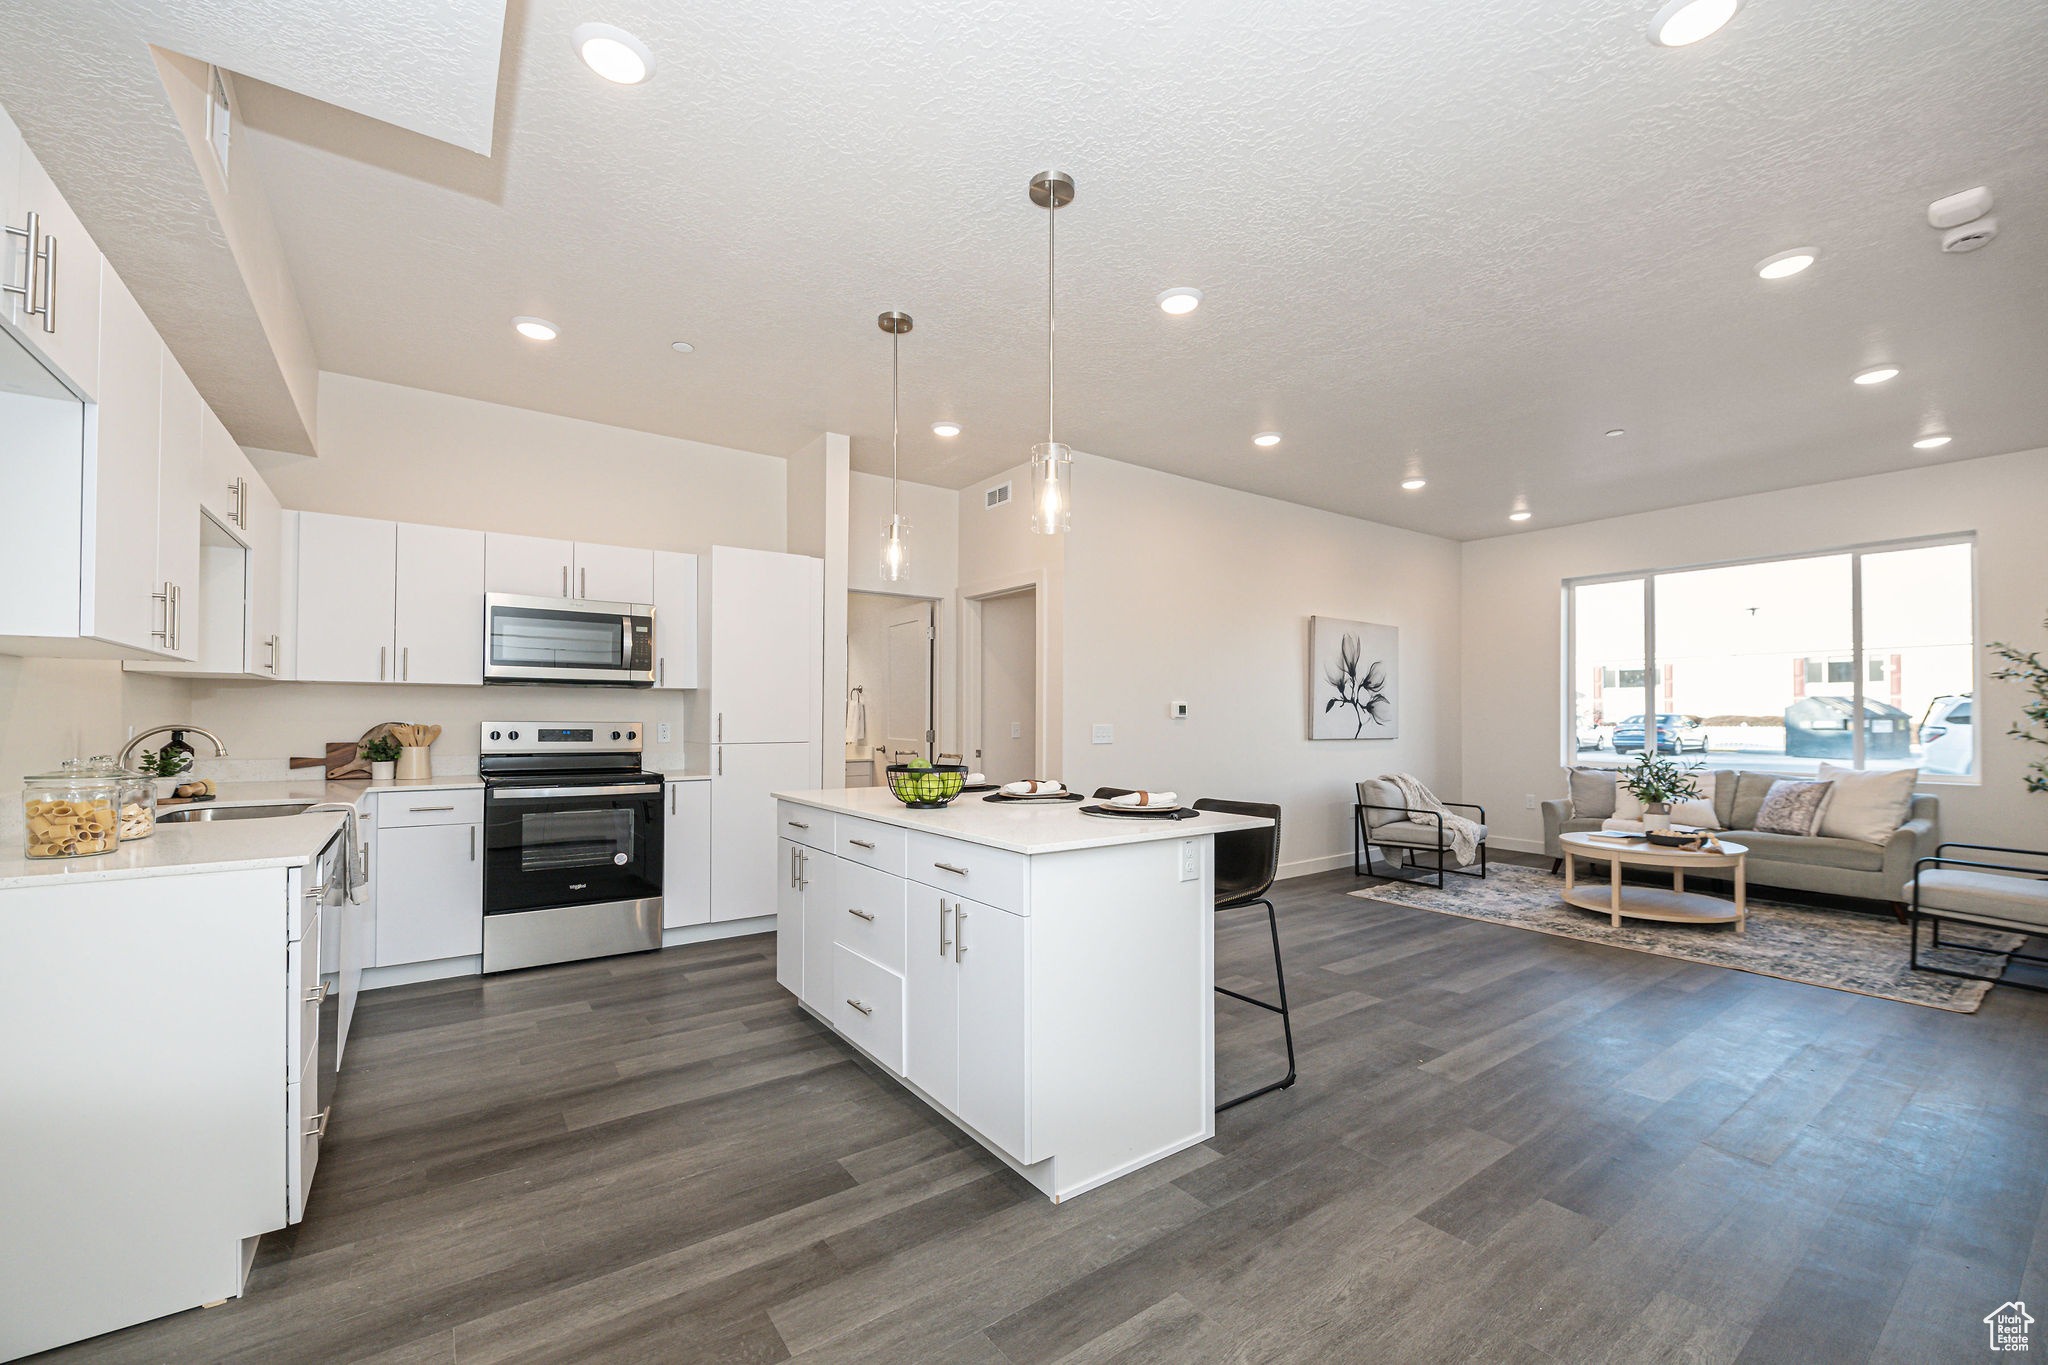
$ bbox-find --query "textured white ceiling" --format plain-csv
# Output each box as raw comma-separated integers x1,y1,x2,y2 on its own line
136,2,2048,534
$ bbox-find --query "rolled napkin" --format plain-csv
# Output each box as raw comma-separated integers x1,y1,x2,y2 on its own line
1001,779,1066,796
1108,790,1177,808
967,772,986,785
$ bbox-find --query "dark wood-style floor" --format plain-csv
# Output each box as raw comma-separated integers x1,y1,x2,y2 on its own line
41,856,2048,1364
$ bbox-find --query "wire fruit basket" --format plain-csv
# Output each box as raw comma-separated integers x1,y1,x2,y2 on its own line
885,763,969,809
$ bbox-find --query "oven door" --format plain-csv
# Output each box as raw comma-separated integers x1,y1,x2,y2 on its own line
484,781,664,915
484,593,656,686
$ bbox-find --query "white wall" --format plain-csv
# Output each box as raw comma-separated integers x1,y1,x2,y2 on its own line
1059,454,1464,877
1461,445,2048,854
978,589,1036,783
0,660,189,827
959,462,1065,777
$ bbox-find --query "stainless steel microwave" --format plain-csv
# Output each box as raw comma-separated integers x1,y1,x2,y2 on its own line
483,593,656,686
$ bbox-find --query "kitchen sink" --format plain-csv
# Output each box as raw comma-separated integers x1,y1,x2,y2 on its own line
157,802,316,823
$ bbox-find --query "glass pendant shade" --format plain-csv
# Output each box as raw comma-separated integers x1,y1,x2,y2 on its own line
1030,442,1073,535
881,512,910,583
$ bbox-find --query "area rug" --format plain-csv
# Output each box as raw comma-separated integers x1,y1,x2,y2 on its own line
1348,863,2024,1012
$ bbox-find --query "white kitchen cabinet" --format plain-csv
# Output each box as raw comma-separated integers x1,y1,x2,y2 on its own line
0,105,20,259
953,895,1031,1159
373,818,483,966
154,351,203,662
775,836,805,995
706,546,823,745
242,468,284,675
85,267,164,654
293,512,396,682
652,549,698,689
198,399,263,537
484,531,575,599
664,779,711,928
799,848,842,1022
903,887,960,1111
572,541,653,603
394,522,484,684
7,139,102,399
712,740,817,922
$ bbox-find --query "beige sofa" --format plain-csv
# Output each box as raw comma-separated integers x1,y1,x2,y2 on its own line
1541,769,1939,914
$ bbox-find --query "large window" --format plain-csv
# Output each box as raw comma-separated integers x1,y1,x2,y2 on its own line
1566,538,1976,778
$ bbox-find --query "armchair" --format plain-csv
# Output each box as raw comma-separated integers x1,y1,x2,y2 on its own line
1354,777,1488,889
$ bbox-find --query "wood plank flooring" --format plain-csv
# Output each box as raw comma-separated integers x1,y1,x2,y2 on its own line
39,856,2048,1364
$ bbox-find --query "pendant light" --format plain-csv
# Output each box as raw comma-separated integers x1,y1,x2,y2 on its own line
1028,170,1075,534
877,310,913,582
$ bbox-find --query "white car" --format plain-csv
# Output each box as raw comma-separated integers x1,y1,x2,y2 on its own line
1919,695,1973,776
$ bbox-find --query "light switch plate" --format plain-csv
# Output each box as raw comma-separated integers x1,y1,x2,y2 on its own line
1092,723,1114,745
658,722,671,744
1011,721,1022,739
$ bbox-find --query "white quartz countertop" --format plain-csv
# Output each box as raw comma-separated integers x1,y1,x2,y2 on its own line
0,800,350,889
773,786,1271,855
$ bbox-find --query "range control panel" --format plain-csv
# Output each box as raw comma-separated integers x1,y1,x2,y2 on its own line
480,722,645,754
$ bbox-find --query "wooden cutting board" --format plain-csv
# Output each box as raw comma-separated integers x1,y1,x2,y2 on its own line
290,742,359,775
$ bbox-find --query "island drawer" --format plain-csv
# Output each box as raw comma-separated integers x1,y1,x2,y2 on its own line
777,802,833,852
835,814,907,874
834,860,907,973
377,790,483,829
832,944,904,1074
906,831,1027,915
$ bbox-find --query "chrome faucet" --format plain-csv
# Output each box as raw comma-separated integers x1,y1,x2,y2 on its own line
118,725,229,769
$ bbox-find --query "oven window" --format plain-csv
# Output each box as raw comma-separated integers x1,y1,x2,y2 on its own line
491,607,625,670
517,808,634,872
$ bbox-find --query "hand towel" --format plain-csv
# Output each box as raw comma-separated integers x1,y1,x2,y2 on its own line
1002,779,1065,795
1107,790,1177,807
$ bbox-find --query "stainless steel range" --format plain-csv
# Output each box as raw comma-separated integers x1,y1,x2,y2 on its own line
480,722,664,973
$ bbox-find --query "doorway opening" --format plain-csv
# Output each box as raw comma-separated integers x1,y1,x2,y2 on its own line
846,591,934,788
972,586,1037,785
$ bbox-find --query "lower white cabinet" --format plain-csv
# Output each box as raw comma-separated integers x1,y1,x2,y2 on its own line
371,797,483,966
903,888,960,1110
951,895,1031,1159
775,837,806,995
663,779,711,928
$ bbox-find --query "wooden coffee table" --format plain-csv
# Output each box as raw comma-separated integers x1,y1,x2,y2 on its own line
1558,831,1749,932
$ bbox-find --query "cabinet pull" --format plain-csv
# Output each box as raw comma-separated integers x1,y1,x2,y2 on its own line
658,657,665,686
305,1106,332,1140
716,713,723,743
1,209,38,318
379,645,387,680
939,897,951,955
848,907,874,922
471,825,477,860
786,820,809,830
848,838,876,850
954,907,967,962
562,564,569,597
151,584,169,644
797,848,809,890
717,748,722,776
168,583,181,652
408,805,454,812
402,645,409,681
267,633,279,673
303,980,331,1005
303,880,331,905
580,567,587,597
670,785,676,816
789,844,799,889
39,230,55,332
845,998,873,1016
933,862,969,876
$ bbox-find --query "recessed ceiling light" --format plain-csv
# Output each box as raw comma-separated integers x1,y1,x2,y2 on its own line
1913,434,1952,449
1605,428,1626,438
670,340,694,353
513,316,558,341
1157,287,1204,315
572,23,654,84
932,421,961,438
1253,431,1282,448
1853,366,1900,385
1401,478,1427,491
1509,509,1533,522
1650,0,1741,47
1756,249,1816,280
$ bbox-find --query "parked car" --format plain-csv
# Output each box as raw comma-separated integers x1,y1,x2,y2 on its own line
1783,696,1911,759
1611,713,1709,754
1919,694,1973,775
1575,722,1610,752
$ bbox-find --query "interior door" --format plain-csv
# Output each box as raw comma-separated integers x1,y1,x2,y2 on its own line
955,898,1030,1160
904,889,959,1111
395,522,484,684
709,547,821,744
710,740,818,921
884,600,934,765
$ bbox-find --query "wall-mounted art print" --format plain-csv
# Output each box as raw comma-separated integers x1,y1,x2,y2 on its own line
1310,617,1397,740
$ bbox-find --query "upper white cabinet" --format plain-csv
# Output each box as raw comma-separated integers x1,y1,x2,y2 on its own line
154,353,204,662
293,512,396,683
652,550,698,689
572,542,653,604
484,532,574,599
0,106,21,281
85,269,165,654
706,546,822,745
394,523,484,684
6,135,102,399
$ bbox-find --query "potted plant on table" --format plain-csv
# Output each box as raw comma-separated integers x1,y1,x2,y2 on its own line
362,734,401,781
1620,750,1703,832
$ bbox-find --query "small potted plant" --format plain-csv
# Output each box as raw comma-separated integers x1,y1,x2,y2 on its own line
135,746,192,798
1620,750,1703,832
363,734,401,781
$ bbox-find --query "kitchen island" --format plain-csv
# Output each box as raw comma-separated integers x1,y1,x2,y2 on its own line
771,786,1272,1201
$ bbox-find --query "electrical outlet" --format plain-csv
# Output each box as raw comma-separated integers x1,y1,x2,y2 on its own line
1092,723,1114,745
658,722,672,744
1524,794,1536,810
1179,839,1199,881
1011,721,1022,739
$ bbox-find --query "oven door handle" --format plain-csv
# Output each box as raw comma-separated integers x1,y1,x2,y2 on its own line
490,783,664,800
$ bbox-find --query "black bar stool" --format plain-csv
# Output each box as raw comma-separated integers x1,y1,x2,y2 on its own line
1194,798,1295,1111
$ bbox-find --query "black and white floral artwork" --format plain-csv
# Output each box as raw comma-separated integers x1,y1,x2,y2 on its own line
1310,617,1398,739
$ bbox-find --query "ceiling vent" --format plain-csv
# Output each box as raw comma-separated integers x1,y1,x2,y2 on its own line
985,481,1013,510
1942,217,1999,253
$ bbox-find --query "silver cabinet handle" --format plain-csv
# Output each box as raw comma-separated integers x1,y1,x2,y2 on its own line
789,844,799,889
227,478,241,525
168,583,181,652
939,897,952,955
954,907,967,962
241,478,250,526
303,880,330,905
658,657,665,686
848,907,874,922
787,820,810,830
580,567,587,597
152,583,169,644
561,564,569,596
267,633,279,673
409,804,454,812
797,847,809,890
1,209,37,318
379,645,387,680
670,785,676,816
847,838,876,850
845,998,873,1016
305,1105,332,1140
303,979,331,1005
717,747,722,776
402,645,409,681
934,862,969,876
716,713,723,743
493,783,660,800
471,825,477,860
39,230,55,332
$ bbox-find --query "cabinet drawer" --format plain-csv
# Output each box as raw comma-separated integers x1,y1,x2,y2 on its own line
377,789,483,828
833,860,906,974
835,813,907,874
906,831,1027,915
777,801,832,851
831,944,904,1075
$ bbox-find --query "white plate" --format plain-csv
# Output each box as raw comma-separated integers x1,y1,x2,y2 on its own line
1098,803,1182,814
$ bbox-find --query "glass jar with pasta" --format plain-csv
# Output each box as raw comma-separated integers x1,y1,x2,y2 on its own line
82,754,156,840
22,762,124,859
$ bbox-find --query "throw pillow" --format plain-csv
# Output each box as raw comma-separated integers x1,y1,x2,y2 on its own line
1753,779,1835,836
1815,763,1918,845
1567,767,1617,820
1357,778,1402,829
1614,769,1721,829
1729,771,1781,830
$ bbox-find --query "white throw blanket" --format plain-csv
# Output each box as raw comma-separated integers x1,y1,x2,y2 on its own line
1380,772,1482,866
